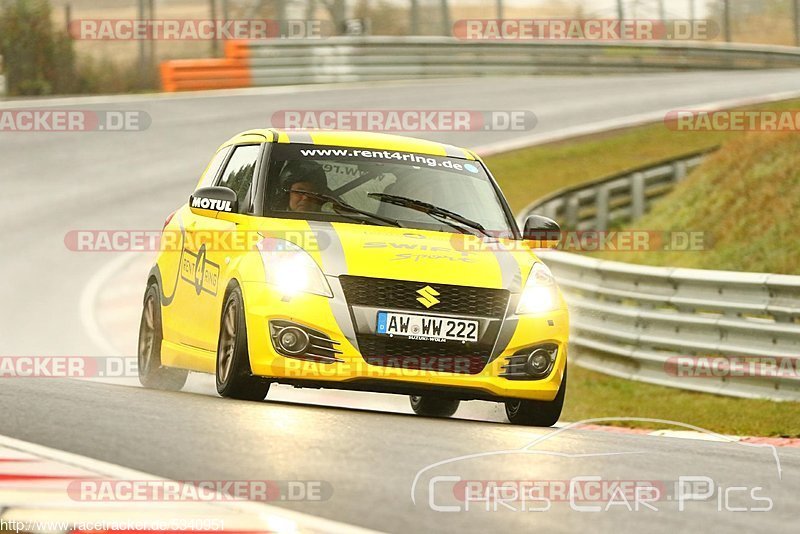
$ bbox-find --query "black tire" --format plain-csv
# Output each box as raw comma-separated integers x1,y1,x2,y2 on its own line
216,286,270,401
138,284,188,391
505,367,567,427
409,395,460,417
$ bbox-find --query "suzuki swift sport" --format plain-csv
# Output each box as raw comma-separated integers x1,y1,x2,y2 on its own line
138,129,568,426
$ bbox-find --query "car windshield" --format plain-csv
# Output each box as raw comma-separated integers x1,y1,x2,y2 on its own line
264,143,516,237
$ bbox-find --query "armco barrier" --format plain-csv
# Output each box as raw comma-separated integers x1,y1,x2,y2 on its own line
517,149,713,231
520,150,800,401
0,54,5,96
160,37,800,92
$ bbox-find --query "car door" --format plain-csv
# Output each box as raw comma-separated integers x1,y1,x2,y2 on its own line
160,145,231,351
183,143,265,353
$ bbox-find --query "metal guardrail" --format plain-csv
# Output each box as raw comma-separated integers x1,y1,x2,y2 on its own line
0,55,5,97
161,37,800,91
520,151,800,401
517,149,713,231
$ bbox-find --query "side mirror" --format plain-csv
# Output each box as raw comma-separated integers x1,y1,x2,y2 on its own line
522,215,561,249
189,186,238,216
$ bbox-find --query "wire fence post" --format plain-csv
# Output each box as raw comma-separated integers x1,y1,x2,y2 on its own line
410,0,419,35
723,0,732,42
138,0,146,81
210,0,218,57
440,0,450,36
147,0,155,70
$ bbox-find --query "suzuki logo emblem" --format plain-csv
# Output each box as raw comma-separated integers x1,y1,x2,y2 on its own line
416,285,441,308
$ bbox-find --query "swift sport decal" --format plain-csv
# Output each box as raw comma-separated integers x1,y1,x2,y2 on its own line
489,241,523,362
307,221,360,350
364,242,478,263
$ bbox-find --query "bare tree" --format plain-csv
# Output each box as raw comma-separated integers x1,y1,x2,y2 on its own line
318,0,347,33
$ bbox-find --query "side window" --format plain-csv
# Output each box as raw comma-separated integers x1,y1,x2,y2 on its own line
216,145,261,214
197,146,232,190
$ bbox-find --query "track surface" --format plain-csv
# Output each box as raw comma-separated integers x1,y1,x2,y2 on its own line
3,71,800,532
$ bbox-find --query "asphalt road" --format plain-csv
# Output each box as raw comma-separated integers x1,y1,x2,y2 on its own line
2,71,800,532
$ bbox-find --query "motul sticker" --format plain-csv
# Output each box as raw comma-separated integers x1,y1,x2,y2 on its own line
191,196,232,212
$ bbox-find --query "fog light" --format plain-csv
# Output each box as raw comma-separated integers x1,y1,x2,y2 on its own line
278,327,310,355
525,349,552,377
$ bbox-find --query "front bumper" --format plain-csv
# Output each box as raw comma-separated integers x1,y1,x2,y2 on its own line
240,280,569,402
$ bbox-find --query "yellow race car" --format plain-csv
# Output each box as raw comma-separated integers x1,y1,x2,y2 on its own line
137,129,568,426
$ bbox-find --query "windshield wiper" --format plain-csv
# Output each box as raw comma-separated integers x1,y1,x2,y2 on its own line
289,189,402,228
368,193,491,237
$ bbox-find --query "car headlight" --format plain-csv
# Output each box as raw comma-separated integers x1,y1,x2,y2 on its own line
258,238,333,298
516,262,560,314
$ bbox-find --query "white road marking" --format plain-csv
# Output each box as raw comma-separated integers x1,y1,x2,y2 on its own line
79,253,140,357
0,78,473,109
0,433,382,534
478,88,800,157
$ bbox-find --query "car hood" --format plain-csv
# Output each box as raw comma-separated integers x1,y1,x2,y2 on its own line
304,221,536,292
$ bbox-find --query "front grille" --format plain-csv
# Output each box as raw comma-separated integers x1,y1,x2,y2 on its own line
357,335,489,375
339,276,509,318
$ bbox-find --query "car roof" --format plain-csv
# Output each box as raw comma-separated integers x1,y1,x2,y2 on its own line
220,129,480,161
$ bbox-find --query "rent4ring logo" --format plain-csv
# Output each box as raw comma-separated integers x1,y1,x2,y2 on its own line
181,244,220,296
0,110,150,132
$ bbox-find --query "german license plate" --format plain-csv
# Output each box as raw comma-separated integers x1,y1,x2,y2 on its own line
376,311,479,343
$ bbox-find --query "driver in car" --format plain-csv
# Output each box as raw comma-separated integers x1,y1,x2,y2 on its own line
279,160,330,213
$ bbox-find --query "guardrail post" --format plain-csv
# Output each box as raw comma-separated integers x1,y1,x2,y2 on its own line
542,201,559,221
674,160,688,183
566,194,580,229
595,185,610,231
631,172,645,220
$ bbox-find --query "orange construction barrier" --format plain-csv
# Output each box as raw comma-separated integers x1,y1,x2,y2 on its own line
160,40,253,92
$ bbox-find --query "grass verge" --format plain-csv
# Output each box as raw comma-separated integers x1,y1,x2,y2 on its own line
483,99,800,437
484,98,800,214
564,366,799,437
589,132,800,274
